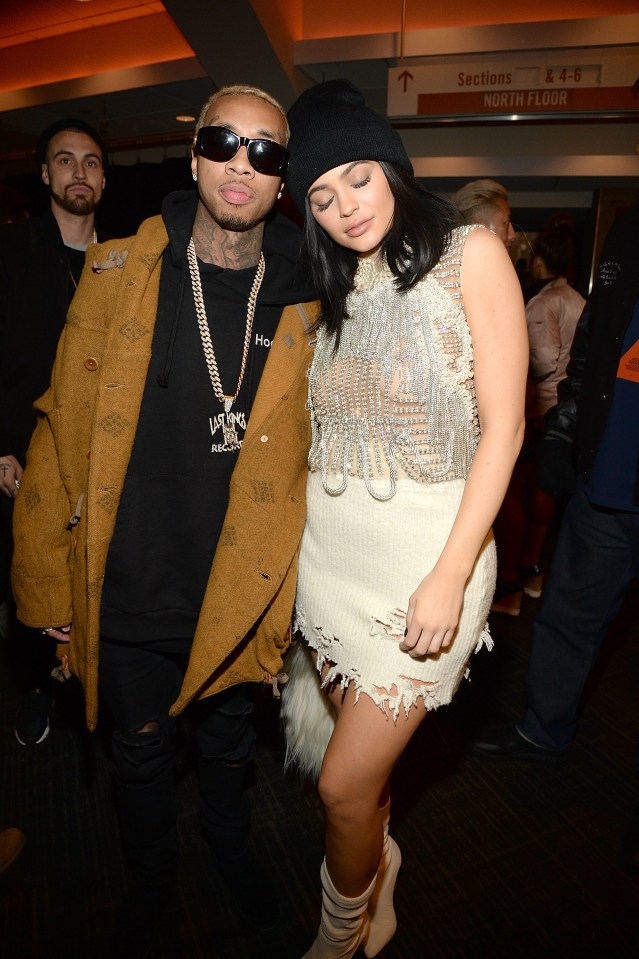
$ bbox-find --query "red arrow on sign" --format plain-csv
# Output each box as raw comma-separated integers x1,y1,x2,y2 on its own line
398,70,414,93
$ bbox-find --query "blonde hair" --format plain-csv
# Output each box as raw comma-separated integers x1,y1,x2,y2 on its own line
194,85,289,145
451,178,510,227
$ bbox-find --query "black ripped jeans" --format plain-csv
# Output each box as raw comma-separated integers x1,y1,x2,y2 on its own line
99,638,256,887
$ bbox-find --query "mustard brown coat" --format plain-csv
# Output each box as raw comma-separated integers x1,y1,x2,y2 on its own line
11,214,317,730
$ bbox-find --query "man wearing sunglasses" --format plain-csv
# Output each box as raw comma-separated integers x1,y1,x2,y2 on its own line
11,85,317,955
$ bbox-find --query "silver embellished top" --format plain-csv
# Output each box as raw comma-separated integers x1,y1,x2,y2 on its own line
307,225,481,501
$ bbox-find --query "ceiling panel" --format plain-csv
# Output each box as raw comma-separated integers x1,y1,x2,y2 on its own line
0,1,164,47
1,3,637,197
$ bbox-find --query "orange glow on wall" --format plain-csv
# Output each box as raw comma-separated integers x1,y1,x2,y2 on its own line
1,1,636,98
0,12,192,93
0,1,166,48
300,1,639,39
0,0,165,46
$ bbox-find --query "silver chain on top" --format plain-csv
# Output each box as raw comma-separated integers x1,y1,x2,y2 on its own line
187,237,265,414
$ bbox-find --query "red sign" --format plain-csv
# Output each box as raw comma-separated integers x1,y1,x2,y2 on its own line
416,86,636,116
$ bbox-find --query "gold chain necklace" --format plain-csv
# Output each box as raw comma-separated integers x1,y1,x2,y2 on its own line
187,237,265,450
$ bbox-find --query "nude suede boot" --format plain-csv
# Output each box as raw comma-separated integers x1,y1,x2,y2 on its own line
302,858,375,959
364,803,402,957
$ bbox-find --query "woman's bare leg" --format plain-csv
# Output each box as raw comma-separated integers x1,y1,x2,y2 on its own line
318,678,428,897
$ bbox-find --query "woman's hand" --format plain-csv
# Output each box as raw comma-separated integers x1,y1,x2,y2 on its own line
400,568,466,658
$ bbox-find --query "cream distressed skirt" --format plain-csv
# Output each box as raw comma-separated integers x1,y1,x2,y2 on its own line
294,471,496,721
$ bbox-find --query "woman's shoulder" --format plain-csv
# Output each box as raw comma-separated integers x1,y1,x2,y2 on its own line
456,223,515,278
452,222,497,252
451,223,485,242
434,224,490,271
427,224,483,285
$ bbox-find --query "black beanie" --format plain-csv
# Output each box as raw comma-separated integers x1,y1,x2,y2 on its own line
36,118,109,173
286,80,412,214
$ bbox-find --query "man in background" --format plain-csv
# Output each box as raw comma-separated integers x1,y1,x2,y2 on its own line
469,204,639,873
0,118,108,746
451,177,516,249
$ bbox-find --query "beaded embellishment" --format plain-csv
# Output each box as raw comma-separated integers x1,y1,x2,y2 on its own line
307,226,481,500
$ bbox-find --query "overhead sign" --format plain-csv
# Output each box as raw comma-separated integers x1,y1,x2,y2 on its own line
387,48,639,119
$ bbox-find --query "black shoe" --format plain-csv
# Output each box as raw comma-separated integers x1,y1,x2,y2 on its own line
209,842,281,932
14,688,52,746
467,724,567,762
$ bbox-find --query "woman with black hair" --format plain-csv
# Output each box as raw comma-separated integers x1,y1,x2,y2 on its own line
281,80,528,959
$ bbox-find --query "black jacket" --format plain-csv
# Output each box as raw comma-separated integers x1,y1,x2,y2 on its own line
0,211,105,462
541,204,639,503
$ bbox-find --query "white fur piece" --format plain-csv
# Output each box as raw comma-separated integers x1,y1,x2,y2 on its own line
280,641,336,780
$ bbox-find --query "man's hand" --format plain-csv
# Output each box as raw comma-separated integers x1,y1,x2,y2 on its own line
0,455,23,498
41,625,71,644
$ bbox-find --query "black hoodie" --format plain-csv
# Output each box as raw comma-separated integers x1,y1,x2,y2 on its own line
100,190,314,644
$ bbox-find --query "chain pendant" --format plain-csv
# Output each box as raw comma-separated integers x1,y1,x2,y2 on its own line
187,238,265,454
222,397,236,446
222,419,239,447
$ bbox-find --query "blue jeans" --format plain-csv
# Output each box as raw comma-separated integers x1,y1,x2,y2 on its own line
99,638,255,886
517,490,639,766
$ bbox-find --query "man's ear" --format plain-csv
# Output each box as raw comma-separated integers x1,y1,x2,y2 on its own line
41,164,50,187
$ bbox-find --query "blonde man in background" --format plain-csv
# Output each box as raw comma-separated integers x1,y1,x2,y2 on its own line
452,178,516,250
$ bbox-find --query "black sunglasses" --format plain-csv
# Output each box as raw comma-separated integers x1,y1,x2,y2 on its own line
193,126,289,177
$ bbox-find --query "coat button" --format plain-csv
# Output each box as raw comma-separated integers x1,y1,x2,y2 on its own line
260,435,268,443
84,357,99,371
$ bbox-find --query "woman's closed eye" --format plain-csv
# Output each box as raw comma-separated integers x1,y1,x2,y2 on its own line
315,196,333,213
314,176,372,213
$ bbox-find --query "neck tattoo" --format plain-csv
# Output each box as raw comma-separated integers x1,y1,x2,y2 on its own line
187,237,265,451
